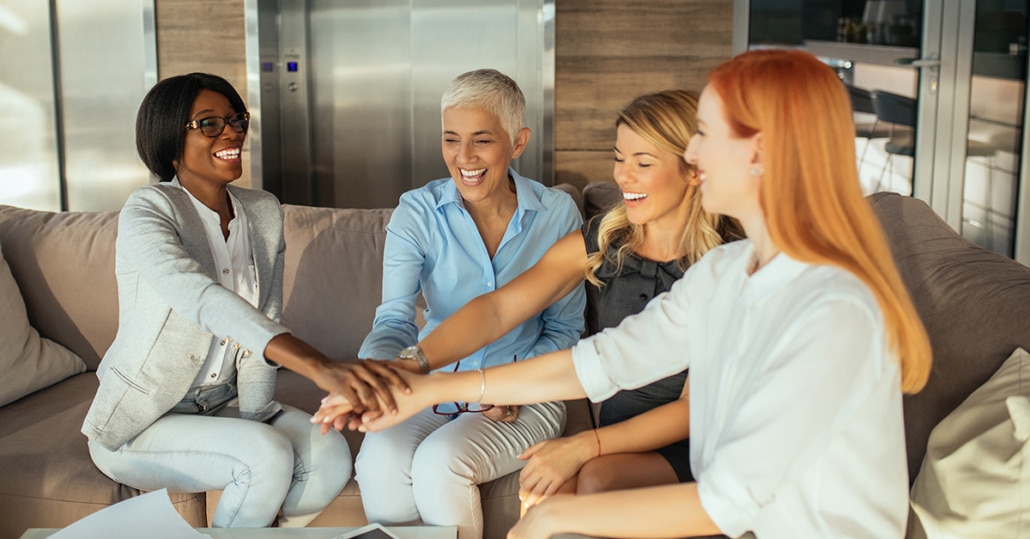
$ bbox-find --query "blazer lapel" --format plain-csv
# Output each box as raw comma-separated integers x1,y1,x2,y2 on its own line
162,183,218,279
230,185,276,311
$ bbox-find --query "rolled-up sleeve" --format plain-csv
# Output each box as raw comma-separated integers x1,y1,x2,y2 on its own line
570,275,695,403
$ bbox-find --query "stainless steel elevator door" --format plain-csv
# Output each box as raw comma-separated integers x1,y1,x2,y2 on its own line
252,0,552,209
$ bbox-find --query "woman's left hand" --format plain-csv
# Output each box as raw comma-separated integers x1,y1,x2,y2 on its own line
483,404,520,423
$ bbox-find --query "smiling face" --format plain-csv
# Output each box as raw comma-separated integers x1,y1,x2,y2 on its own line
684,86,762,221
613,123,694,228
441,105,528,205
175,88,245,191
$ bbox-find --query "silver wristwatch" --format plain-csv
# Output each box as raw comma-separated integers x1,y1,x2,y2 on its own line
399,345,431,374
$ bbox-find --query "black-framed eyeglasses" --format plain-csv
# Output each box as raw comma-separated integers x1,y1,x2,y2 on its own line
185,111,250,138
432,355,515,416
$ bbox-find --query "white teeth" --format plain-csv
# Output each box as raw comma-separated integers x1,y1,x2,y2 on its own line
461,168,485,178
623,192,647,201
215,147,241,159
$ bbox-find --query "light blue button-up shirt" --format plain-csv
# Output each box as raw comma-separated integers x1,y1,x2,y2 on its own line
359,168,585,372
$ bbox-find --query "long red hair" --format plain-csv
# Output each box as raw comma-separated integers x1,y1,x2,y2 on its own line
707,49,931,393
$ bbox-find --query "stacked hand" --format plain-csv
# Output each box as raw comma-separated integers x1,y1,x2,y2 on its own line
264,335,416,427
307,359,412,429
312,364,430,433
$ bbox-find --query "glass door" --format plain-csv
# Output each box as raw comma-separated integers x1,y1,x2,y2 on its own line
937,1,1027,259
736,0,1030,264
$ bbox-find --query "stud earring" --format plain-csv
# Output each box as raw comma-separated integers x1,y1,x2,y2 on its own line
748,166,764,176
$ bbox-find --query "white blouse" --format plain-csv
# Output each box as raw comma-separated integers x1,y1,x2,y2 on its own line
571,239,909,538
177,179,259,388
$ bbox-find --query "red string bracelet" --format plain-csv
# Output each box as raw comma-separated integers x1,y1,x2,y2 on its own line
592,428,601,457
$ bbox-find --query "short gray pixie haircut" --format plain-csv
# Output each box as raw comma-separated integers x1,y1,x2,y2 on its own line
440,68,525,145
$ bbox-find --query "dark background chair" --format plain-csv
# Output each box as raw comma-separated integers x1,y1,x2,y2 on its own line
870,90,996,193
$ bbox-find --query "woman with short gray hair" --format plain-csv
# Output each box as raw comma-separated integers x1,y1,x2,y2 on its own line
352,68,585,539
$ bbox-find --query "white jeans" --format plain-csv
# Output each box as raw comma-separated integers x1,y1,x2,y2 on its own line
88,404,351,527
355,401,566,539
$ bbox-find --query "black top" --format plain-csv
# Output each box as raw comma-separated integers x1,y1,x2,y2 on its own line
581,218,689,430
584,222,685,336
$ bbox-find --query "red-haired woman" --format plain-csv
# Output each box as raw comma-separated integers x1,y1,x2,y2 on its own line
319,49,932,538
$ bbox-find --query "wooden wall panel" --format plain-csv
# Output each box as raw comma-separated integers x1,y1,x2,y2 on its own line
555,150,615,192
155,0,252,186
554,0,734,187
156,0,247,89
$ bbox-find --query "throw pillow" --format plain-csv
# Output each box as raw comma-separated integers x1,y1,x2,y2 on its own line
908,347,1030,538
0,242,86,406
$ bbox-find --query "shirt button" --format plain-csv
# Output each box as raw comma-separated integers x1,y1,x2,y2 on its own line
222,268,230,275
639,293,649,301
487,281,493,287
210,373,217,379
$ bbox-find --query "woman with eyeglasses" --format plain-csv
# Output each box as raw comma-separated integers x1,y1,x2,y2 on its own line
351,69,585,539
321,50,933,538
81,72,407,528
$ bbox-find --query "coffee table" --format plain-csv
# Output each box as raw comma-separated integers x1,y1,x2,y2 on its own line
20,526,456,539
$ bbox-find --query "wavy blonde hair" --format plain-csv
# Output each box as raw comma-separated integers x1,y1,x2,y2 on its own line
707,49,931,394
585,90,735,287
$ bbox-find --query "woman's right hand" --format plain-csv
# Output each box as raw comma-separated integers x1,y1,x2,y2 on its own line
517,431,596,506
264,333,411,419
314,367,431,433
311,359,411,418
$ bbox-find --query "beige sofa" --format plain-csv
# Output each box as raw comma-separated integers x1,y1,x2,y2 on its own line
0,187,591,539
3,184,1029,538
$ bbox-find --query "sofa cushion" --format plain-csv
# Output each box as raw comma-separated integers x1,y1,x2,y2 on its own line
0,206,119,370
280,205,396,360
0,242,86,406
0,373,206,537
908,347,1030,538
582,181,621,222
867,192,1030,480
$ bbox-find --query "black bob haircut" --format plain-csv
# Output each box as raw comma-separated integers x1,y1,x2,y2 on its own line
135,73,247,182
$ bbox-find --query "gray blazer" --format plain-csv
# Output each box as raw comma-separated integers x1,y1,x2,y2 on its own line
82,182,289,451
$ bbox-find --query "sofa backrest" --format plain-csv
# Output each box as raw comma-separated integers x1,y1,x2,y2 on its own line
582,180,621,222
868,192,1030,481
280,204,404,360
0,203,404,371
0,206,119,371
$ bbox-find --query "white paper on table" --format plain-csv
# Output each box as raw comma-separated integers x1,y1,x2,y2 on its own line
332,523,401,539
50,489,209,539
